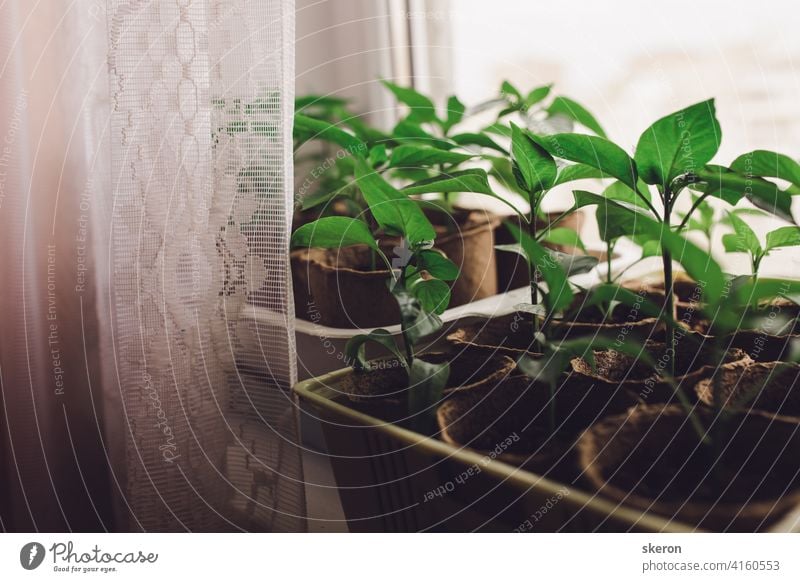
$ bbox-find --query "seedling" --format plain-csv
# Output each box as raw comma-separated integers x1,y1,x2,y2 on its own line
521,100,800,374
291,159,458,430
722,211,800,281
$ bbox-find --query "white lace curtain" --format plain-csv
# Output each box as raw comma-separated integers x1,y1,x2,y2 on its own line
0,0,304,532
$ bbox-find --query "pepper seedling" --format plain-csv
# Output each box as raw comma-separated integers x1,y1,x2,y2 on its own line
292,158,458,431
523,100,800,374
722,211,800,281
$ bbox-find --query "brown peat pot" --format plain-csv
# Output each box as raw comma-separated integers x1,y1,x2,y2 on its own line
292,209,500,328
695,361,800,417
570,338,752,404
447,296,665,356
579,404,800,531
336,350,516,423
437,372,638,479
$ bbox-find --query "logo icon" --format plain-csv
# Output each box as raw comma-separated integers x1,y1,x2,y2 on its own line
20,542,45,570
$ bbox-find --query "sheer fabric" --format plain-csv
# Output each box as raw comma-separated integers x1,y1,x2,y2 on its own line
0,0,303,532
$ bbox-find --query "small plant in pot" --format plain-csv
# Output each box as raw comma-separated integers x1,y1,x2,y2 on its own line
292,84,524,326
522,100,800,375
481,84,608,292
578,253,800,531
438,226,674,479
671,211,800,355
292,157,516,431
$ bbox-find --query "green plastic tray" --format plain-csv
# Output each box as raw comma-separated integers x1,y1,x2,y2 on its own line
294,366,699,532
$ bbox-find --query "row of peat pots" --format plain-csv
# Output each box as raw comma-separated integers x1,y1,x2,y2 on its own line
293,262,800,532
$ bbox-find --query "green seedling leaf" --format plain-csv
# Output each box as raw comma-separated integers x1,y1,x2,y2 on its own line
552,163,607,187
404,168,526,221
389,144,473,168
524,85,553,109
299,185,342,211
733,278,800,309
354,157,435,245
401,168,493,195
731,150,800,193
291,216,378,250
442,95,466,134
630,235,662,258
723,211,762,256
510,123,557,192
382,81,438,124
451,132,507,154
392,281,444,346
634,99,721,188
345,329,406,370
341,114,389,144
501,80,523,102
695,165,794,220
496,243,596,277
368,144,388,167
604,180,651,207
409,277,451,315
484,122,512,138
418,250,459,281
392,119,449,147
294,114,366,153
534,133,640,195
544,227,586,251
546,96,606,138
590,193,725,302
548,249,599,276
487,155,528,197
595,195,653,242
766,226,800,251
295,95,349,111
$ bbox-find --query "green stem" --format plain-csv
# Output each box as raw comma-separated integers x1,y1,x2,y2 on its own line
398,265,415,368
662,192,677,378
527,198,542,352
606,240,616,285
677,190,713,231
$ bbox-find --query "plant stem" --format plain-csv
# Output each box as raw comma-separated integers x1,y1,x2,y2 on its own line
662,192,677,377
398,266,415,368
527,198,542,352
606,240,616,285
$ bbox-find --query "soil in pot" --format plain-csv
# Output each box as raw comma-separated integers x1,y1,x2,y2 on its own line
495,212,583,293
436,372,639,479
447,291,666,356
578,404,800,531
570,337,752,404
695,361,800,417
677,297,800,339
336,349,516,428
292,208,501,328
